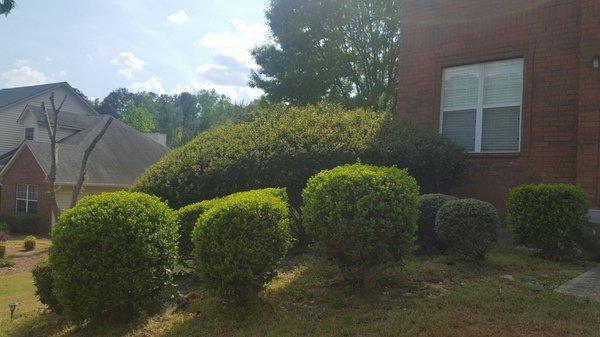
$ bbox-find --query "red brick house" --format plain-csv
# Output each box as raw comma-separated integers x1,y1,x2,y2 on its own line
397,0,600,209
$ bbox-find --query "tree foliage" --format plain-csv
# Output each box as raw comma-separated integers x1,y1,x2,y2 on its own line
251,0,401,112
96,88,253,148
120,101,156,133
0,0,15,16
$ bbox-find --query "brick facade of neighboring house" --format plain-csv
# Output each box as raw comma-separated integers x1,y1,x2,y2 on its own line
0,146,53,231
397,0,600,209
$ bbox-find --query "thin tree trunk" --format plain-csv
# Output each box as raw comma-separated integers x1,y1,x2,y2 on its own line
70,117,113,207
41,93,66,221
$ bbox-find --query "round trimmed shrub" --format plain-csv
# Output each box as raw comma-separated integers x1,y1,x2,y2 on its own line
192,190,291,301
436,199,499,260
50,192,179,322
176,188,288,258
302,163,420,272
32,261,62,313
133,104,465,210
23,235,36,251
417,194,458,254
507,184,589,259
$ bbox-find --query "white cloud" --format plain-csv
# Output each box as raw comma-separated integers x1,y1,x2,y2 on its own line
14,59,30,67
199,18,269,68
59,70,67,77
128,76,165,94
45,57,52,62
111,52,146,79
173,80,262,103
1,66,52,88
167,10,189,25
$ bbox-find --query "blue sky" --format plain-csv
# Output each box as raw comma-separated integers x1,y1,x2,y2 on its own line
0,0,270,102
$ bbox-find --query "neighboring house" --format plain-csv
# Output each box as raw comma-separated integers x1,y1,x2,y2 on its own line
397,0,600,209
0,83,170,229
0,82,98,160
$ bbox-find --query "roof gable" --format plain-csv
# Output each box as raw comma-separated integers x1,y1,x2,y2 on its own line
0,82,98,115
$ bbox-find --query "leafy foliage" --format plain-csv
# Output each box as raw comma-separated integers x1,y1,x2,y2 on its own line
252,0,401,112
302,164,419,273
23,235,36,251
120,101,156,132
417,194,458,254
49,192,179,322
0,214,45,234
32,261,62,313
97,88,253,147
0,258,14,268
507,184,589,259
175,188,288,258
0,0,15,16
436,199,499,261
192,190,291,301
0,244,5,258
133,104,465,210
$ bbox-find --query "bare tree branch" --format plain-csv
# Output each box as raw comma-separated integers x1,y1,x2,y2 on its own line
70,117,113,207
41,97,62,221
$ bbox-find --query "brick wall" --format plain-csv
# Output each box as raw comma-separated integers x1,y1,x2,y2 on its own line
397,0,595,209
0,146,52,229
576,0,600,204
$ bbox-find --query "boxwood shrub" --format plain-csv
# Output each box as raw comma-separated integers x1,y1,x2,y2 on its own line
436,199,499,260
192,190,291,302
175,188,288,258
32,261,62,313
0,214,45,234
50,192,179,322
23,235,36,251
133,104,465,210
417,194,458,254
302,163,420,273
507,184,589,259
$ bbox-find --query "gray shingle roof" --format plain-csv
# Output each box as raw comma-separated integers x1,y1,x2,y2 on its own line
0,82,67,109
25,117,170,186
24,105,101,130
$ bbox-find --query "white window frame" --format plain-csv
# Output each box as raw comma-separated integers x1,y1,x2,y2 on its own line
439,59,524,154
15,184,38,214
24,127,35,141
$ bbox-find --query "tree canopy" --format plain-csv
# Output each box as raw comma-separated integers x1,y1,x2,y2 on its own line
0,0,15,16
96,88,255,148
251,0,402,112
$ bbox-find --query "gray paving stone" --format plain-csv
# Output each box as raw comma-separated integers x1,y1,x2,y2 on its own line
555,266,600,302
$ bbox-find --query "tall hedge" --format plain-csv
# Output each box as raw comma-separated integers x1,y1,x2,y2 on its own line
49,192,179,322
133,104,465,208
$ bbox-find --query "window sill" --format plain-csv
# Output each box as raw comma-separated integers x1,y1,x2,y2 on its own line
467,152,521,159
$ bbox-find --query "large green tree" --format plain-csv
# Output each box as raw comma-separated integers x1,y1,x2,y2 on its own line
251,0,401,112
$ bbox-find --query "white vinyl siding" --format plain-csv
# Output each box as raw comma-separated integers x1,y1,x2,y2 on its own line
441,59,524,153
0,86,94,155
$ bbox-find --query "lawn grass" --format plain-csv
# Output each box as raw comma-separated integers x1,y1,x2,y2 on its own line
1,245,600,337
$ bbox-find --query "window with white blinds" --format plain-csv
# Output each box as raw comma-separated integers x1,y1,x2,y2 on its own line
441,59,523,153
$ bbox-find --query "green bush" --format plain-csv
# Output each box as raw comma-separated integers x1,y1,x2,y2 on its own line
23,235,36,251
176,188,288,258
192,190,291,301
0,244,5,258
0,258,14,268
133,104,465,210
436,199,498,260
417,194,458,254
50,192,179,322
302,164,420,273
32,261,62,313
0,214,45,234
507,184,589,259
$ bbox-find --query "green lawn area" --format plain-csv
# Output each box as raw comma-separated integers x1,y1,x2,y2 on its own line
1,244,599,337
